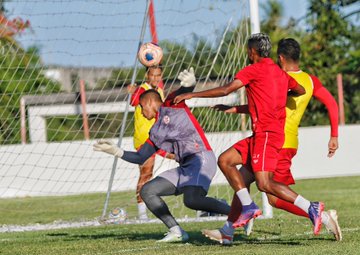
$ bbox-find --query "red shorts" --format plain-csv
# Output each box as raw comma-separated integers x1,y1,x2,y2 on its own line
233,132,284,172
273,148,297,185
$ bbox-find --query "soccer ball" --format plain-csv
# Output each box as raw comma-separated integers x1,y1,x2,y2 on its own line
109,207,127,223
138,42,163,67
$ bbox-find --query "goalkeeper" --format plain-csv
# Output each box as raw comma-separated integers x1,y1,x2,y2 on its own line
94,68,231,243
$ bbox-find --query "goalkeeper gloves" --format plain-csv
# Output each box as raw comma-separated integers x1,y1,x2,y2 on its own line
177,67,196,87
93,139,124,158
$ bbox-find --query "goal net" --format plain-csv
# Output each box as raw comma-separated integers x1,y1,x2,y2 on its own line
0,0,268,229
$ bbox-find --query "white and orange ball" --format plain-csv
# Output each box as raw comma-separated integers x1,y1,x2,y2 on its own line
109,207,127,223
138,42,163,67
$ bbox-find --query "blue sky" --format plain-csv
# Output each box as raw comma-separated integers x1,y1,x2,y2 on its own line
4,0,356,68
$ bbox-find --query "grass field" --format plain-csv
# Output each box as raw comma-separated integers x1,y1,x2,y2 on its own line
1,176,359,255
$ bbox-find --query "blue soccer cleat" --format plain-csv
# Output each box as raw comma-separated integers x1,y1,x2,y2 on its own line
308,201,325,235
232,202,261,229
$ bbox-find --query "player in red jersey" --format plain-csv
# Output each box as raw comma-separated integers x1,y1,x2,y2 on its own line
174,33,323,233
202,38,342,245
127,65,165,220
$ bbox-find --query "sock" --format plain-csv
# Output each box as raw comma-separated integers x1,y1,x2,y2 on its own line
321,211,330,225
170,225,183,235
236,188,252,206
221,221,234,236
294,195,311,214
275,198,308,218
137,202,147,217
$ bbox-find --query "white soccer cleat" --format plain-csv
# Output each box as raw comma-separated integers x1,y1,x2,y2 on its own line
156,230,189,243
202,229,233,245
244,218,254,236
138,212,149,222
323,209,342,241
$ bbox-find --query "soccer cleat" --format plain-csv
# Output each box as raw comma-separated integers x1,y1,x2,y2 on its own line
308,201,325,235
232,202,262,229
324,210,342,241
156,230,189,243
244,218,254,236
139,214,149,221
202,229,233,245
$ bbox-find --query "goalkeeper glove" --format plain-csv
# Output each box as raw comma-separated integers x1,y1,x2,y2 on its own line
93,139,124,158
177,67,196,87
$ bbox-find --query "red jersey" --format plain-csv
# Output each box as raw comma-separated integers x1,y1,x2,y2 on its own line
234,58,298,134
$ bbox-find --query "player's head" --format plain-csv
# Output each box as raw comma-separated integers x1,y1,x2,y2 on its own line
146,64,163,88
139,89,162,120
247,33,271,62
277,38,301,68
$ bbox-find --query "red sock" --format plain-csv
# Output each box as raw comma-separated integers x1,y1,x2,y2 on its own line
275,198,309,218
227,193,242,223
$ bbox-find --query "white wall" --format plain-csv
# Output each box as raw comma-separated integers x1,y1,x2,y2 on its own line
0,125,359,198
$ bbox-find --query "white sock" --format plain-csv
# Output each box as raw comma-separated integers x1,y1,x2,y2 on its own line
321,211,330,225
294,195,311,213
221,221,234,236
236,188,252,206
137,202,147,217
170,225,183,235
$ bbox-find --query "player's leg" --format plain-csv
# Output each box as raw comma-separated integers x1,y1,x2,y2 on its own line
182,186,230,215
268,194,342,240
140,176,188,242
268,148,309,218
252,133,324,235
177,150,230,215
218,140,261,226
217,147,248,193
136,156,155,220
202,166,255,244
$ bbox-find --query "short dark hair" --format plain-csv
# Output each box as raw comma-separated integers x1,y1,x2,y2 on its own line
146,64,163,73
277,38,301,62
139,89,162,102
247,33,272,57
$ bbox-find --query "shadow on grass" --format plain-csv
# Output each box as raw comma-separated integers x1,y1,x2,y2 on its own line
49,228,327,246
185,231,306,247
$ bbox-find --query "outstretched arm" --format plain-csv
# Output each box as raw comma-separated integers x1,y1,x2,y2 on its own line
173,79,244,104
311,75,339,157
213,104,249,114
93,139,157,165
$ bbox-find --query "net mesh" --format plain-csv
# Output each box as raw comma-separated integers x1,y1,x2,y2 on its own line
0,0,255,227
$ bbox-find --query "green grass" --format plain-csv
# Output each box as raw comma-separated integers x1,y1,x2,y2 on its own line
0,176,360,255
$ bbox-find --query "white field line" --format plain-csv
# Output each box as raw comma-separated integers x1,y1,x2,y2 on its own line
0,216,229,233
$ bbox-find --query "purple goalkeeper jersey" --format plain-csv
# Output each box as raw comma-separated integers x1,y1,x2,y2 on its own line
149,104,212,163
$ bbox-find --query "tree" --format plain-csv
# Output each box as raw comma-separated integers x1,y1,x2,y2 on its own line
0,12,61,144
300,0,359,125
260,0,359,125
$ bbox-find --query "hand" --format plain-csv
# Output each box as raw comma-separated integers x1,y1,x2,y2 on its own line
212,104,237,113
177,67,196,87
173,92,193,104
93,139,124,157
127,84,137,94
165,153,176,160
327,136,338,158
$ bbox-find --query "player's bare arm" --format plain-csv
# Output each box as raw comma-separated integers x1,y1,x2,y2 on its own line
212,104,249,114
173,79,244,104
288,84,305,97
127,84,137,94
212,104,237,113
